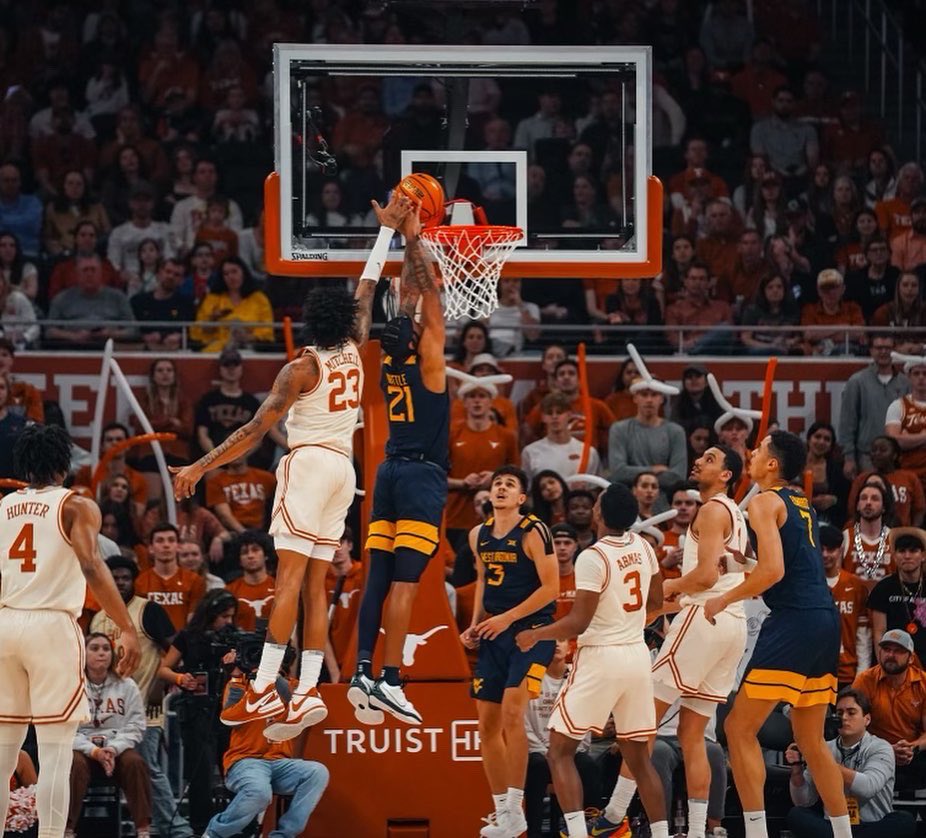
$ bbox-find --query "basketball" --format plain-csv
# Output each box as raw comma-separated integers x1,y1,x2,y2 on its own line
396,172,445,228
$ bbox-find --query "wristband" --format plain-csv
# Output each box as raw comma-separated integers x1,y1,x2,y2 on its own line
360,226,395,283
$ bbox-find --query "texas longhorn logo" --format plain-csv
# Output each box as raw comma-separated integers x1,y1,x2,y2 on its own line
380,625,449,666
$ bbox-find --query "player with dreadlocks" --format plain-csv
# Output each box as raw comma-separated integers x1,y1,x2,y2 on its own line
0,425,140,837
172,191,416,741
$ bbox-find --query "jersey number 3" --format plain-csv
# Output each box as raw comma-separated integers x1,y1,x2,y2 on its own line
9,523,36,573
623,570,643,612
329,369,361,412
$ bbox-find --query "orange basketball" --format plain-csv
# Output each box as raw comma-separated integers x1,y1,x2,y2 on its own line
396,172,445,228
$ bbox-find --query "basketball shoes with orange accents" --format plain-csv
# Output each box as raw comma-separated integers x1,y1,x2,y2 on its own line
263,688,328,742
220,681,285,727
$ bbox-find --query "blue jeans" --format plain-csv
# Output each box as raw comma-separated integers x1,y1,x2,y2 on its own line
205,758,329,838
135,726,194,838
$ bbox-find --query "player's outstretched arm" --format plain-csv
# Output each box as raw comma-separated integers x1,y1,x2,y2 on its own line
703,491,785,623
353,193,415,347
67,494,140,676
475,526,559,640
664,500,728,600
170,356,317,499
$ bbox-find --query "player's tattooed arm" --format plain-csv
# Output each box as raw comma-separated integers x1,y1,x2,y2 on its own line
170,356,317,498
353,279,377,347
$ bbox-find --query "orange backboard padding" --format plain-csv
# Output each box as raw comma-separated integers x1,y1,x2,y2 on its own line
264,172,664,279
338,340,472,681
302,682,489,837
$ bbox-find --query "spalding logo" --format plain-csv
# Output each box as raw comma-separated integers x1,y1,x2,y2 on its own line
292,251,329,261
401,178,426,200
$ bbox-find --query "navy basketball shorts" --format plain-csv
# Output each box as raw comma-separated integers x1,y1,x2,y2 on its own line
471,614,556,704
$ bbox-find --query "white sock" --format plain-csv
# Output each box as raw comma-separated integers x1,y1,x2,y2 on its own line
687,799,708,838
253,642,287,692
296,649,324,693
604,775,637,822
743,810,768,838
829,813,852,838
564,810,587,837
492,792,507,818
506,786,524,814
649,821,669,838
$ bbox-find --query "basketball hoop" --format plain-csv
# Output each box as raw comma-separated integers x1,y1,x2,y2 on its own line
419,225,522,320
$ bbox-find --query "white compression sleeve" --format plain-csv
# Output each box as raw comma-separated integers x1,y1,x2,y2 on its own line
361,226,396,282
0,724,28,835
35,720,79,838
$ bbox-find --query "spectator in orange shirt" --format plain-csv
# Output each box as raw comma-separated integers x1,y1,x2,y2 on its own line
822,91,885,178
819,524,871,689
0,337,43,422
518,342,567,422
523,359,615,453
550,522,578,622
135,523,206,631
848,436,925,528
660,484,700,580
138,23,200,115
194,196,238,262
890,197,926,273
852,629,926,791
695,199,741,286
664,262,734,354
204,454,276,533
226,530,276,631
715,229,770,304
446,379,520,550
729,39,789,119
450,353,519,434
875,162,924,242
667,137,730,204
801,269,866,355
326,527,363,671
206,673,328,838
72,422,148,518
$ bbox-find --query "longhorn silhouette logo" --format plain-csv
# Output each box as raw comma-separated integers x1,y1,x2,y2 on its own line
338,588,360,609
239,594,275,615
379,625,449,666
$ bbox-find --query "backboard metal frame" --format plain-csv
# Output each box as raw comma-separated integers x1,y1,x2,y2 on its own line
266,43,663,279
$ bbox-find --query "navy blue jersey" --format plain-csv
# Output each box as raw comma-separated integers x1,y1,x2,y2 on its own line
477,514,554,619
381,352,449,470
760,487,834,612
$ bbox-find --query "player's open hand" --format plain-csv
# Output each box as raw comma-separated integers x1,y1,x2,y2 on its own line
515,630,536,652
702,595,727,625
170,463,203,501
116,628,141,678
371,192,414,230
475,613,512,641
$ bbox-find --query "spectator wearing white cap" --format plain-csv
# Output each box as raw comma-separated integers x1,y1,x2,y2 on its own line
445,378,519,552
853,629,926,792
609,375,687,493
449,353,518,436
521,391,600,483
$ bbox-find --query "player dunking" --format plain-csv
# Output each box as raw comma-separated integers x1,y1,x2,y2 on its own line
348,207,449,725
607,446,747,838
461,466,558,838
704,431,850,838
171,192,414,741
0,425,140,837
516,482,670,838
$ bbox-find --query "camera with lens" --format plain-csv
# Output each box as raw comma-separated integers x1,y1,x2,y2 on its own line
206,625,266,675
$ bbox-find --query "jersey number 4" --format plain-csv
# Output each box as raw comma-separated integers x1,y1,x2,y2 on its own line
329,369,361,412
9,523,37,573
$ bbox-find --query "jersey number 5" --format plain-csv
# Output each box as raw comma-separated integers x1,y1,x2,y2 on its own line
623,570,643,612
329,369,361,412
9,523,36,573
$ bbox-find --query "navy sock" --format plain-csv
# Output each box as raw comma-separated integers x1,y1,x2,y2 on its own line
357,659,373,679
383,666,401,686
356,548,396,665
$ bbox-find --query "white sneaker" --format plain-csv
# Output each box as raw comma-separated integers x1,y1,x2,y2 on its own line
369,679,423,725
263,688,328,741
507,807,527,836
709,829,728,838
347,671,385,725
479,811,510,838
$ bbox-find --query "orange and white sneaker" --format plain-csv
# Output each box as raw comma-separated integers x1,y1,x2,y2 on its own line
220,681,285,727
263,688,328,742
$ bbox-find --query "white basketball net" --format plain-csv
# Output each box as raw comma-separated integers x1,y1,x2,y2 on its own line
419,226,523,320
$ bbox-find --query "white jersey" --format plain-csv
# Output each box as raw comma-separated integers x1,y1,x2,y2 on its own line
574,532,660,647
284,342,363,456
680,492,748,618
0,486,85,618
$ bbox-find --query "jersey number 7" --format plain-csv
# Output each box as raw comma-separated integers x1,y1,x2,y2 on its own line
9,523,37,573
797,509,816,547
